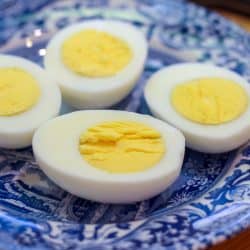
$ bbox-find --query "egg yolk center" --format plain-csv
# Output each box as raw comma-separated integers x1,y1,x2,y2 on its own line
0,68,40,116
171,77,248,125
61,29,133,77
79,121,165,173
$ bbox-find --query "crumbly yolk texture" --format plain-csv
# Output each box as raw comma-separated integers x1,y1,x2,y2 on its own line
0,68,40,116
171,77,248,125
61,29,133,77
79,121,165,173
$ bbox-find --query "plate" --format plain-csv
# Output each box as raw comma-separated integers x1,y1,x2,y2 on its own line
0,0,250,249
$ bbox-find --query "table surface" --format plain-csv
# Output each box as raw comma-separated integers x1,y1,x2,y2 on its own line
205,7,250,250
217,9,250,31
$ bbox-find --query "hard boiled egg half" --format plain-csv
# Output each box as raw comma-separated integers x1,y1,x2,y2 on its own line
144,63,250,153
32,110,185,203
0,55,61,149
44,20,148,109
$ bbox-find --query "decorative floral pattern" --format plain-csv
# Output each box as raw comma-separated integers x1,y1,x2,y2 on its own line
0,0,250,249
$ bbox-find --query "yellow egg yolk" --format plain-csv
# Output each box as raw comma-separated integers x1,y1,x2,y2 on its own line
61,29,133,77
79,121,165,173
171,77,248,125
0,68,40,116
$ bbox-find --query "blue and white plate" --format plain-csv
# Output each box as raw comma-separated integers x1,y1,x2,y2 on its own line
0,0,250,249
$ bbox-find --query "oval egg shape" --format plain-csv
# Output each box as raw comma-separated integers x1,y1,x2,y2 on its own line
0,55,61,149
32,110,185,203
44,20,148,109
144,63,250,153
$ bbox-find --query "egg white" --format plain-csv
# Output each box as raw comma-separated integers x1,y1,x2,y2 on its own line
44,20,148,109
144,63,250,153
32,110,185,203
0,55,61,149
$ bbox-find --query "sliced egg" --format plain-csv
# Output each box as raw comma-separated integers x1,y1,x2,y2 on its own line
32,110,185,203
44,20,148,109
144,63,250,153
0,55,61,149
